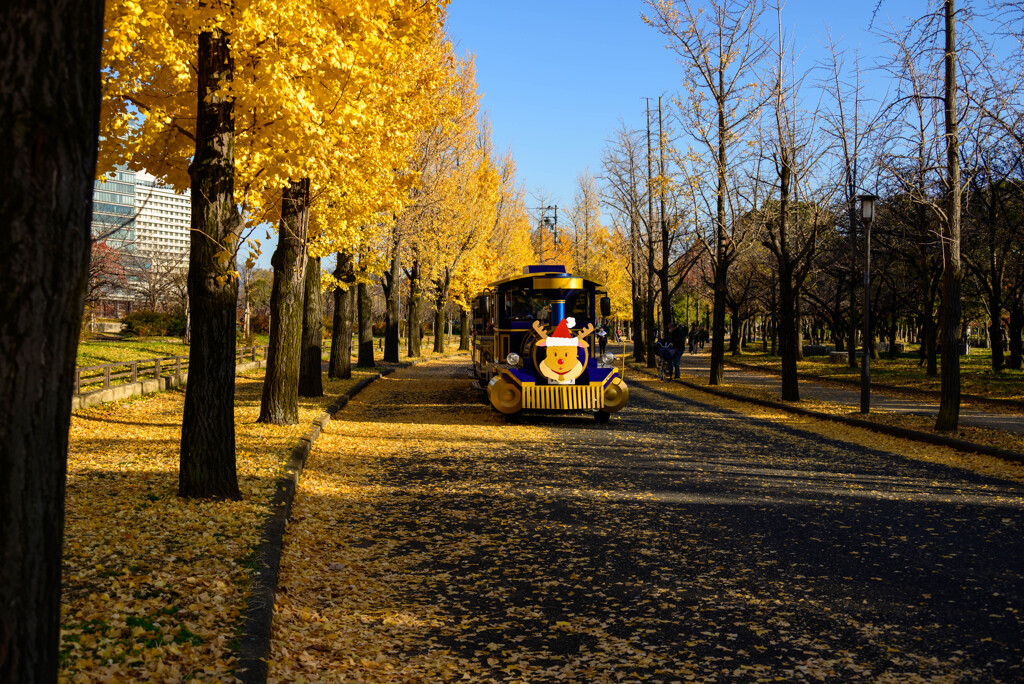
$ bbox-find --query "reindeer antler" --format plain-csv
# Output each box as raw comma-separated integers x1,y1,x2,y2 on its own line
532,320,548,339
576,323,595,340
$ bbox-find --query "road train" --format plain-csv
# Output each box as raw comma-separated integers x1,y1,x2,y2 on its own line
470,265,629,422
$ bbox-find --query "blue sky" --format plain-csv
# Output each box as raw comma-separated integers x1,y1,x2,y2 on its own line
444,0,925,216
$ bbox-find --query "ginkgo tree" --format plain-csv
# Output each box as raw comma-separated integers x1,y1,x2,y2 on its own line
99,0,450,490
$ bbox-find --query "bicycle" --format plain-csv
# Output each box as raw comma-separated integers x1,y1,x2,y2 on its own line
651,341,675,382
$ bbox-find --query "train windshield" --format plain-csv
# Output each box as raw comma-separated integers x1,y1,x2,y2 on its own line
504,289,551,324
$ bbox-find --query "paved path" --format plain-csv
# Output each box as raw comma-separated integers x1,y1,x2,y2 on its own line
270,357,1024,681
671,350,1024,436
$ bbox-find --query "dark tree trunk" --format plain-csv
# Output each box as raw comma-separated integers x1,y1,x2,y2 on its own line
179,28,243,500
936,0,962,431
459,309,471,351
0,0,102,675
328,253,353,380
729,311,742,355
632,274,645,363
709,70,729,387
645,251,657,368
988,286,1004,372
383,248,400,363
298,254,323,397
1007,302,1023,370
888,320,899,360
770,314,778,356
779,271,799,401
407,259,422,358
434,290,446,354
923,298,939,376
357,281,374,367
795,299,804,362
258,179,309,425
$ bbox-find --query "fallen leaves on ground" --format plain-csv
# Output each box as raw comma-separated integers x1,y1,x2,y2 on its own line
268,357,1024,682
61,371,372,682
636,363,1024,473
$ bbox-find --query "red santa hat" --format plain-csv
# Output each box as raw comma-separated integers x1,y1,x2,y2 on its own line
539,317,579,347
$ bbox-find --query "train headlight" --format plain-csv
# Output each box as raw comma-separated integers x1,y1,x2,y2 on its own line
506,353,521,366
602,353,615,365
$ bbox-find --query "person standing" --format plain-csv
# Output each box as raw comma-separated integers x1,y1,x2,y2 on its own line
670,322,687,379
597,324,608,355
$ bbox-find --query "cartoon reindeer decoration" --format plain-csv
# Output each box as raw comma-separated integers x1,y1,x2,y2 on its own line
531,317,594,384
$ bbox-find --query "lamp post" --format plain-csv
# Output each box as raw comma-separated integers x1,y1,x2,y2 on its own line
858,194,877,413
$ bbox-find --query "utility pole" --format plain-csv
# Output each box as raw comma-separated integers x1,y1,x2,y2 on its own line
645,98,656,368
535,205,558,262
658,95,670,336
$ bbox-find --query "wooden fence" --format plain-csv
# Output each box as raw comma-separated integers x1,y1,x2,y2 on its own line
73,346,267,396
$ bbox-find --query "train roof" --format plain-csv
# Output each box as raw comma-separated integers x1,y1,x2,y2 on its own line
485,265,604,290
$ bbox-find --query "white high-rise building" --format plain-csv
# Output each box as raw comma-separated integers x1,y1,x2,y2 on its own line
89,169,192,315
134,171,191,273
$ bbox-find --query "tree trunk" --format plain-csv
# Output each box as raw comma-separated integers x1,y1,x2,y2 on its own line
328,253,353,379
383,248,400,363
0,0,102,675
258,179,309,425
179,28,243,500
298,254,323,397
770,314,778,356
795,298,804,362
434,291,446,354
459,308,470,351
729,311,741,355
1007,301,1023,370
779,269,799,401
936,0,962,432
645,263,657,368
407,260,422,358
632,273,645,363
328,287,352,380
709,68,729,386
988,285,1004,372
630,217,645,363
923,298,939,376
357,281,374,367
887,316,899,360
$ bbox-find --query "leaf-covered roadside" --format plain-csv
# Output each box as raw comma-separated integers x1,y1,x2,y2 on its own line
629,368,1024,484
60,371,372,682
633,362,1024,460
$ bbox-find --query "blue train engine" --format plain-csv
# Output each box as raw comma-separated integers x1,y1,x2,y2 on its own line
470,265,629,422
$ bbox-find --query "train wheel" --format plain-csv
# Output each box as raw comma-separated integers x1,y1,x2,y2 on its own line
487,375,522,414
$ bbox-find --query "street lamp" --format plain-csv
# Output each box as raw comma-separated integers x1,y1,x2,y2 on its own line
858,193,877,413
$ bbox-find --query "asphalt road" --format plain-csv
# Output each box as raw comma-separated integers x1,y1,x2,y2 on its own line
282,357,1024,682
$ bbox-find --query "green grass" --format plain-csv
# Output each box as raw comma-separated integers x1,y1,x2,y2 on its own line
728,345,1024,402
76,335,271,368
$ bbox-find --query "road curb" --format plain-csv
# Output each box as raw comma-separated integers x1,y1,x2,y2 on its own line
234,354,463,683
631,364,1024,467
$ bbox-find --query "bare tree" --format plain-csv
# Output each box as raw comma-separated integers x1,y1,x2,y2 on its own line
818,32,879,370
567,170,602,278
642,0,770,384
601,122,650,359
757,5,839,401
